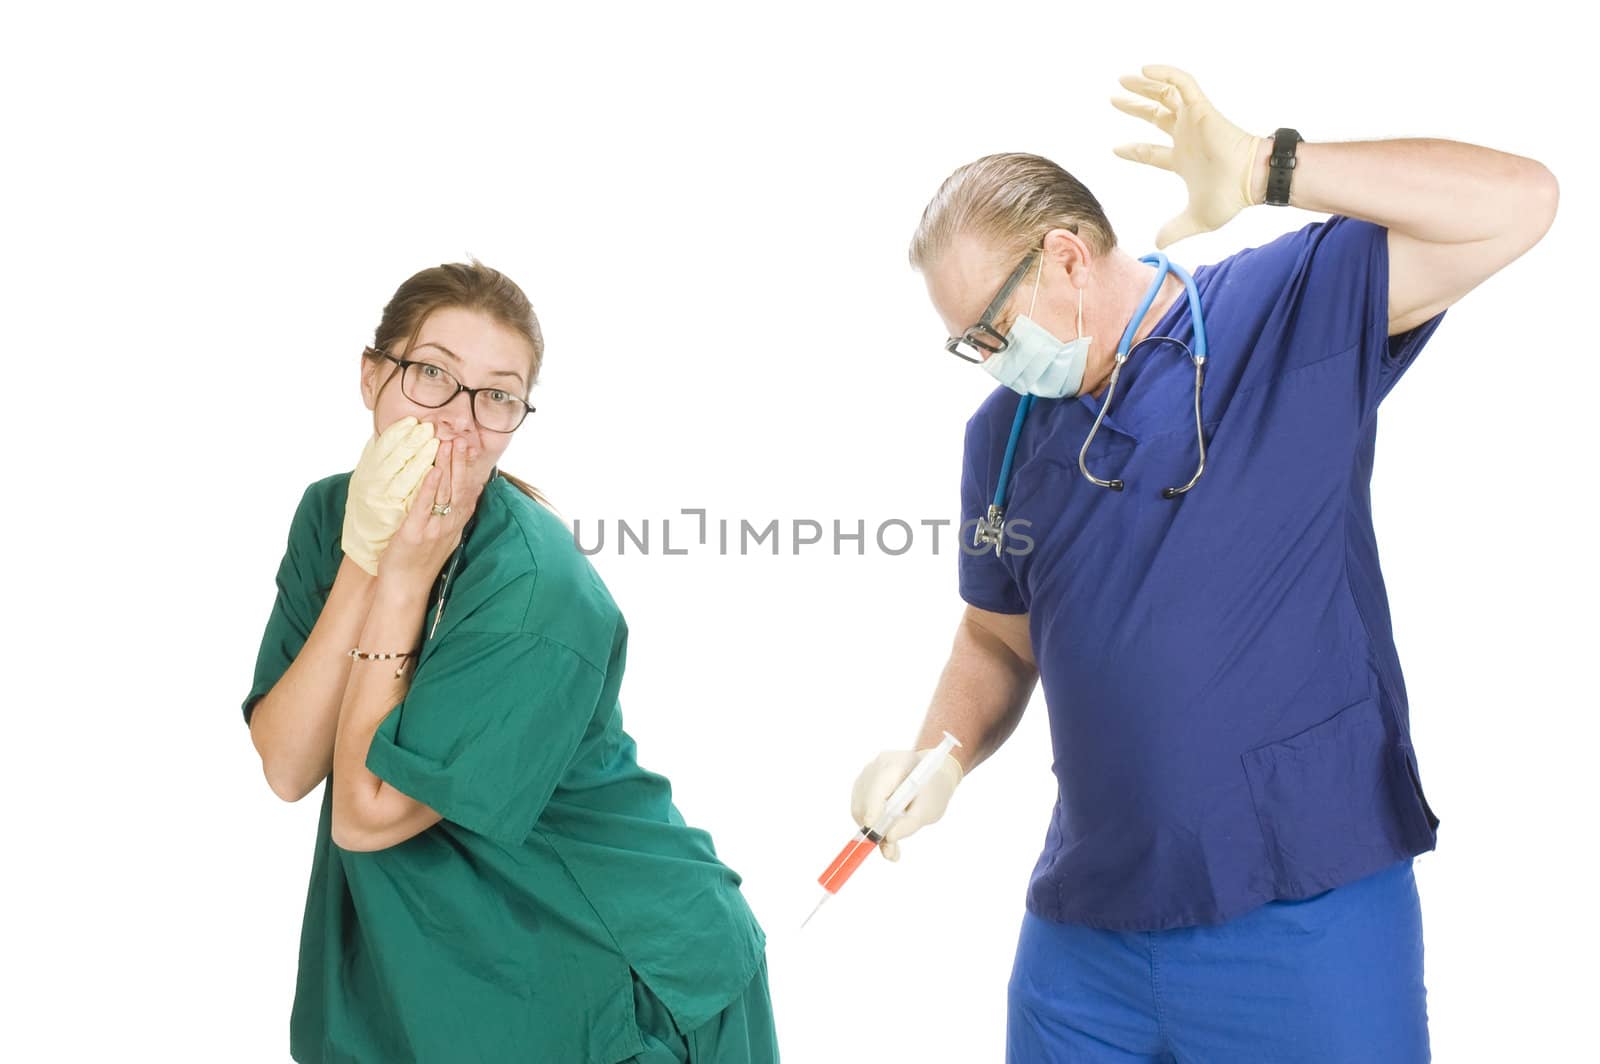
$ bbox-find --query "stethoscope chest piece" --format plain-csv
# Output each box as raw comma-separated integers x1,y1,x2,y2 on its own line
973,502,1008,556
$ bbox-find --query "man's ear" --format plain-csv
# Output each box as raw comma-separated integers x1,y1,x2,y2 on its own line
1043,227,1091,287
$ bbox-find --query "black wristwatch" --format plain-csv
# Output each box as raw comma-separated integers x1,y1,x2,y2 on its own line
1265,127,1303,206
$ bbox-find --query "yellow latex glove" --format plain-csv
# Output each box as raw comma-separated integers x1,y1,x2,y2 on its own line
342,415,440,576
849,747,965,862
1111,65,1263,249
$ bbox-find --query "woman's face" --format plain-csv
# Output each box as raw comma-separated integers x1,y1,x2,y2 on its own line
361,305,535,495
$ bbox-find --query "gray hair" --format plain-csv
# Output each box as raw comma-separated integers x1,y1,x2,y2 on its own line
908,152,1117,272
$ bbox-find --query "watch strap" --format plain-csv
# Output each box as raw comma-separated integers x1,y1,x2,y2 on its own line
1266,127,1303,206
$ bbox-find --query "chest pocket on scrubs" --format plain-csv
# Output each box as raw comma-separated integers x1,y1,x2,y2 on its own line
1128,417,1223,503
1001,447,1133,611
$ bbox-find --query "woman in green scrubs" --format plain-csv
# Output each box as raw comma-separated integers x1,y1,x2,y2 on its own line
241,261,779,1063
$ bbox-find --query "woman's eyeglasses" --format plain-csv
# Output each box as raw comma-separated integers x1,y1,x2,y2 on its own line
365,346,535,433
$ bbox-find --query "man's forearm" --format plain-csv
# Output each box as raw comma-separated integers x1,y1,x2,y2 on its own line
914,617,1038,776
251,555,379,801
1246,135,1555,243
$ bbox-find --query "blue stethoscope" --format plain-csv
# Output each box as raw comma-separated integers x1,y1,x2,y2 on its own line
974,252,1211,555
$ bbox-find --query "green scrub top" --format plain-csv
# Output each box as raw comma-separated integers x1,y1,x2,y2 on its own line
242,470,768,1064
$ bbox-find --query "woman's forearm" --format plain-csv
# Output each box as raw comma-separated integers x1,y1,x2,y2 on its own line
331,576,432,845
250,555,379,801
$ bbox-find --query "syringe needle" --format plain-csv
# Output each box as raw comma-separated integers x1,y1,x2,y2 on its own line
800,891,829,929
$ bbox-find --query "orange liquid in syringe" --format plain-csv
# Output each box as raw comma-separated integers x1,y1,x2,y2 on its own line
817,831,881,894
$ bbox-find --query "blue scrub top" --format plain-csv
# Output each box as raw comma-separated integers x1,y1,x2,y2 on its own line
958,215,1448,930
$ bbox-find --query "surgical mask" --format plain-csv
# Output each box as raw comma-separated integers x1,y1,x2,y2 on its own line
981,258,1092,398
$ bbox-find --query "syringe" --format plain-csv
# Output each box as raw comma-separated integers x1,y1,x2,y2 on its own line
802,731,963,928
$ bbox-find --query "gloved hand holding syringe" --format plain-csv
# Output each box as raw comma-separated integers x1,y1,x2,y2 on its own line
803,731,964,928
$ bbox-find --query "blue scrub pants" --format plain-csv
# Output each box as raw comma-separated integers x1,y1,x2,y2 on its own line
1006,857,1429,1063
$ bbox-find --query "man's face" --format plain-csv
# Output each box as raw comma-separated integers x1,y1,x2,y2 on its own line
360,305,535,493
926,228,1089,361
925,232,1028,362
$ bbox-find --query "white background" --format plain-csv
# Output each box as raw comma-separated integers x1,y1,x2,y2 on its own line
8,1,1595,1061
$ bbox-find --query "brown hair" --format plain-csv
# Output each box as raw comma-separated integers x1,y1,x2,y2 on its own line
908,152,1118,272
366,258,555,512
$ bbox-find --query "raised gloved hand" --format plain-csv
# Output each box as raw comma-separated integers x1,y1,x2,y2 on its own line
1111,65,1263,249
849,747,965,862
342,415,440,576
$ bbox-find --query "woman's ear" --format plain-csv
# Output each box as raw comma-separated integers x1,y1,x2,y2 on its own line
359,352,379,411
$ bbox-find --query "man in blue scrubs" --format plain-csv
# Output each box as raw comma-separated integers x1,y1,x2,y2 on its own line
848,67,1558,1061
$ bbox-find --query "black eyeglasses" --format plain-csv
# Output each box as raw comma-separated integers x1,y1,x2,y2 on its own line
365,346,535,433
944,250,1040,363
944,224,1077,364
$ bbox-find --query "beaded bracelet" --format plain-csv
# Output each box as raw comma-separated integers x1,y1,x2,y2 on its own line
349,646,421,678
